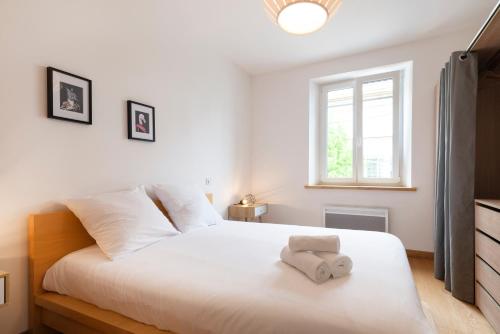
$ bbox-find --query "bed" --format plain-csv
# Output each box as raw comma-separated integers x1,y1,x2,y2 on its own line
29,197,434,334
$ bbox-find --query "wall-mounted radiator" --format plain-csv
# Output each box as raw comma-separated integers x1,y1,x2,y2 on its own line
323,206,389,232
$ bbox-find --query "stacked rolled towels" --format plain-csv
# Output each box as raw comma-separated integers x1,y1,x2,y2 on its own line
280,235,353,284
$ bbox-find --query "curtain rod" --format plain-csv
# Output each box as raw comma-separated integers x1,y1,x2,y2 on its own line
461,1,500,59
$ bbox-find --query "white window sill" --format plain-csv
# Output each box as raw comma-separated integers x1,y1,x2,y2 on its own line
304,184,417,191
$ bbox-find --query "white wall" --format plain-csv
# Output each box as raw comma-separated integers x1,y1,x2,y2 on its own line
0,1,251,333
251,29,476,253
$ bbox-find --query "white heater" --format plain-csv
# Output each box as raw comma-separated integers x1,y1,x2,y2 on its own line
323,206,389,232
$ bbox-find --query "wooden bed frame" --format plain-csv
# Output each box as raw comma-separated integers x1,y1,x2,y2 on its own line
29,194,213,334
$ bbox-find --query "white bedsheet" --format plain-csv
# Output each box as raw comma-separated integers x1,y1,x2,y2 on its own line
43,222,435,334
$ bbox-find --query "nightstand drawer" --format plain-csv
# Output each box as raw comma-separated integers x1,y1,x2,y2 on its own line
228,203,268,221
254,204,268,216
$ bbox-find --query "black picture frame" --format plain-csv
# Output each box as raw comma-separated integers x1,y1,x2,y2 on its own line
47,67,92,125
127,100,156,142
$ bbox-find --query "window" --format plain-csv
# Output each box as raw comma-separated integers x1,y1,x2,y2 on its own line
319,71,402,185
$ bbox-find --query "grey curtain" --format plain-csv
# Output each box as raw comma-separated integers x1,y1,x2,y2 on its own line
434,51,478,304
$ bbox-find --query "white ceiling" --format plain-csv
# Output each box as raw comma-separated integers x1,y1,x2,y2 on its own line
93,0,496,75
176,0,497,74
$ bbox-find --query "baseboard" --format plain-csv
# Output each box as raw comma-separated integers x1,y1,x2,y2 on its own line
406,249,434,259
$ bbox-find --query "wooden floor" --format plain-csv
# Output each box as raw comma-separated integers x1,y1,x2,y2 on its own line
409,257,495,334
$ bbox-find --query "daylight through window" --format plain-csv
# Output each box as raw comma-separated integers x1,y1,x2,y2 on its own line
320,71,402,184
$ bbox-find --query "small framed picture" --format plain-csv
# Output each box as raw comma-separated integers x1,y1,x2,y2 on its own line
47,67,92,124
127,100,155,142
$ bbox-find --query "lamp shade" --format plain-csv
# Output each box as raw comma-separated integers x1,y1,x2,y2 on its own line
264,0,342,35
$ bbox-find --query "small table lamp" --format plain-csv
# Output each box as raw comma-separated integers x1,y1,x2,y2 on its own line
239,194,256,206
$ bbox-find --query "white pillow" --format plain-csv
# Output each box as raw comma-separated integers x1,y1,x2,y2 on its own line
65,187,179,260
154,185,223,233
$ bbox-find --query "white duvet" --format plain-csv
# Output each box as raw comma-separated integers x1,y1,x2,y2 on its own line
43,222,435,334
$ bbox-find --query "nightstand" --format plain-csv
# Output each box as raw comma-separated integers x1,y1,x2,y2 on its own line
228,203,268,222
0,271,8,306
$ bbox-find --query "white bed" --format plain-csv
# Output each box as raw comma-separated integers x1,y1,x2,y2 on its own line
43,221,435,334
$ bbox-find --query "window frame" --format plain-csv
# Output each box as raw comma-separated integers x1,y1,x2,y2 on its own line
319,70,402,185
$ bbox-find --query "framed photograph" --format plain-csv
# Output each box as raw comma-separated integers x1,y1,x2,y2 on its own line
47,67,92,124
127,100,155,142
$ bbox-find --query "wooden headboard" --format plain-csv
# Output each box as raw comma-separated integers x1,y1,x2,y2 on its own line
28,194,213,327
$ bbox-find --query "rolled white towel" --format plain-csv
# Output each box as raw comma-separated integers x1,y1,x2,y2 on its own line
280,246,331,283
289,235,340,253
315,252,353,278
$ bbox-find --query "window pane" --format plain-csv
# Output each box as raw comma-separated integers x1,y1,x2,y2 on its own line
327,88,353,178
362,79,393,179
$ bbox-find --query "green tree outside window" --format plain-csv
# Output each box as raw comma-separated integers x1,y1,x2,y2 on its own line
327,125,352,178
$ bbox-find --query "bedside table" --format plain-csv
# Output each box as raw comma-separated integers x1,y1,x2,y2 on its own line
228,203,268,222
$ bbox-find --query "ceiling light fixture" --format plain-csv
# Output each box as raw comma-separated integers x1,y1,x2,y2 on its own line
264,0,342,35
